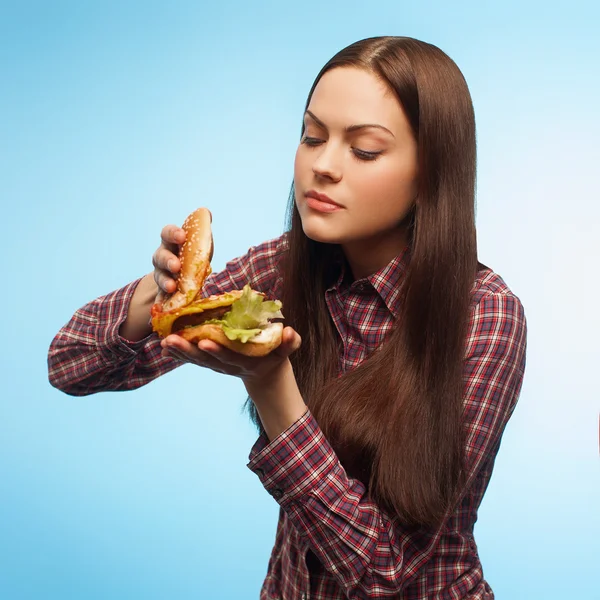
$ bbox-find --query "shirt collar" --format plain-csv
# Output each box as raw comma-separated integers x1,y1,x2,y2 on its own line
326,245,411,319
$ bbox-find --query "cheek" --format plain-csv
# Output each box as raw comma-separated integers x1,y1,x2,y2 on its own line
293,149,306,204
355,164,417,207
293,146,304,178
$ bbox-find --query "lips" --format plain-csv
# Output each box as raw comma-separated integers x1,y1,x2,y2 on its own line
305,190,343,208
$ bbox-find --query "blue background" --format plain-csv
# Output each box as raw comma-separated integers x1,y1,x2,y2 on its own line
1,1,599,598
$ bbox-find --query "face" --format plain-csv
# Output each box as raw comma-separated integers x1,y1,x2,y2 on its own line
294,67,418,273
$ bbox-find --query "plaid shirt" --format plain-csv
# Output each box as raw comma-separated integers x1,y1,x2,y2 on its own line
48,234,527,599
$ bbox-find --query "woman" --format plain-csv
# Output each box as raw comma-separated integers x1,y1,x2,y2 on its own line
48,36,527,599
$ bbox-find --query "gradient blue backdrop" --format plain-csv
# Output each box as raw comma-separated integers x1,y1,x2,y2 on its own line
1,1,599,598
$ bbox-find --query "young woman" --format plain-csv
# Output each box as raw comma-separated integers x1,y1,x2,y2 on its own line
48,36,527,599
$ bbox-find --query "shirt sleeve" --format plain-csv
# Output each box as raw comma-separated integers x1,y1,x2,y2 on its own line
246,290,527,597
48,234,287,397
47,277,180,396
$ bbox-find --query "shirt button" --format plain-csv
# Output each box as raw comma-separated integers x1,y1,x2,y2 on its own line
255,468,265,478
271,488,284,500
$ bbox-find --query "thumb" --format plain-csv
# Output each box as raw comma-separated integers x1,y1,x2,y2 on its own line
277,327,302,357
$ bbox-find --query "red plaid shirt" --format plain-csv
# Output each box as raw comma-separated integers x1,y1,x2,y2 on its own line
48,234,527,599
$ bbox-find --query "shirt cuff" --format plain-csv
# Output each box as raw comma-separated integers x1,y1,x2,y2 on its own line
96,277,156,363
247,408,341,507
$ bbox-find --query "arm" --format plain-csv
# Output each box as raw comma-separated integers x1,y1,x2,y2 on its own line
246,291,527,597
118,272,159,342
48,234,288,396
47,274,179,396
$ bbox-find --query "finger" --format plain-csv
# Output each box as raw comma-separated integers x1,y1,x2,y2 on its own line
153,268,177,294
152,247,181,273
152,248,181,294
162,335,197,354
161,224,186,246
197,339,258,369
162,343,201,364
163,336,222,366
286,327,302,352
166,342,242,376
273,327,302,358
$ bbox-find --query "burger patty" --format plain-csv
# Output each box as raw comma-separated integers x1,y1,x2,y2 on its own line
171,305,231,332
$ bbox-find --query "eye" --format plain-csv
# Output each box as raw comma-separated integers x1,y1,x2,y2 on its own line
301,136,382,162
352,148,382,161
301,136,324,146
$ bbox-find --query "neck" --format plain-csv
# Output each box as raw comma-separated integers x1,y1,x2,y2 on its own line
342,228,409,281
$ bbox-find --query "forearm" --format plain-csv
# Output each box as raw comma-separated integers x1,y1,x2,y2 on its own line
48,276,177,395
244,360,308,441
118,272,157,342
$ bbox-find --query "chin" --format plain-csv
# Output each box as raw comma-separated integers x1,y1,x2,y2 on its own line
304,231,340,245
299,217,346,245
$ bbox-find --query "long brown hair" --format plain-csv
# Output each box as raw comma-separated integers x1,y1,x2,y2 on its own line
245,36,478,529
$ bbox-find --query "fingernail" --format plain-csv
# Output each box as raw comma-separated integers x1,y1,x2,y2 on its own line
168,259,176,271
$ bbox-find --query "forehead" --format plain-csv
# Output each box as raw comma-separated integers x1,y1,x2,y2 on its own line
307,67,405,131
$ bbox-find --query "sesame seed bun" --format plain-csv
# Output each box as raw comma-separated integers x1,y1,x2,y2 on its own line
150,207,283,356
161,207,213,312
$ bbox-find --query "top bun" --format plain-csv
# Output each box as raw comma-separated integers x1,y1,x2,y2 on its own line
161,207,213,312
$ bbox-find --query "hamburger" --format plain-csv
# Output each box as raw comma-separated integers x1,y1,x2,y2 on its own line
150,207,284,356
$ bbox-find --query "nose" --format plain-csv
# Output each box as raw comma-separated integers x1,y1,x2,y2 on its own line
311,143,342,182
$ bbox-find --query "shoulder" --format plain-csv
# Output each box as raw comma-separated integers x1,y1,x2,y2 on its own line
466,264,527,359
471,265,526,322
471,264,520,304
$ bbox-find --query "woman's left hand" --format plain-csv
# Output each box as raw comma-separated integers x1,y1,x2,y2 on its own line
160,326,302,388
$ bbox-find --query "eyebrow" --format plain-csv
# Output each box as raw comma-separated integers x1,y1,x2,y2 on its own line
305,110,395,138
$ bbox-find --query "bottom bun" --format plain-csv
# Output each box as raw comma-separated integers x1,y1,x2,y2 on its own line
177,322,284,357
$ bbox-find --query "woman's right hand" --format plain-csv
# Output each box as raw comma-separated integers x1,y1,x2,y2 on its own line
118,224,188,343
152,225,187,302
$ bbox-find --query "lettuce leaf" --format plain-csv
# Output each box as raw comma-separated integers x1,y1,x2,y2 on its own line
204,284,283,343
